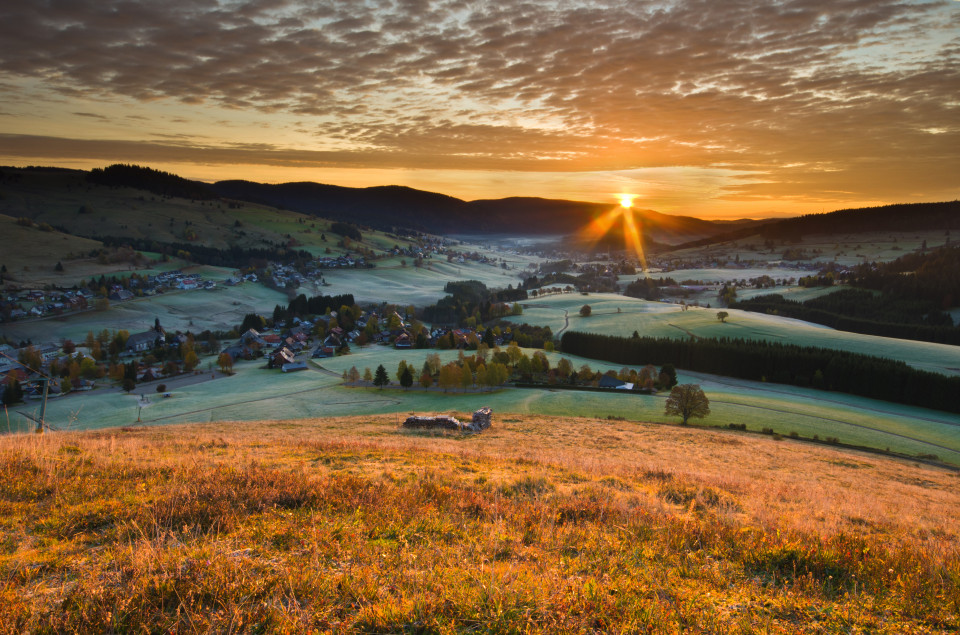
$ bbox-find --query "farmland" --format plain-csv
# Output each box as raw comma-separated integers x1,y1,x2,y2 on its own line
11,345,960,465
506,293,960,377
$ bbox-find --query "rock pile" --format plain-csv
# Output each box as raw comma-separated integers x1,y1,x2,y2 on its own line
470,407,492,431
402,407,493,433
402,414,463,430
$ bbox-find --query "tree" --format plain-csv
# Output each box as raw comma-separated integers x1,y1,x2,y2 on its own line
580,304,592,317
373,364,389,389
438,362,462,392
217,352,234,373
121,377,136,393
664,384,710,425
658,363,678,390
716,311,729,323
346,366,361,383
363,367,373,382
2,378,23,405
399,366,413,390
183,350,199,371
418,368,433,389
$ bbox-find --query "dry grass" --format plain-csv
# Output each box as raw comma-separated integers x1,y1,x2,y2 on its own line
0,414,958,633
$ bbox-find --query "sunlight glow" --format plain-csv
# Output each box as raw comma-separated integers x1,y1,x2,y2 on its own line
579,196,647,271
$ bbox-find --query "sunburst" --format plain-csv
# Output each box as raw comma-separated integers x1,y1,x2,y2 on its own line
581,195,647,270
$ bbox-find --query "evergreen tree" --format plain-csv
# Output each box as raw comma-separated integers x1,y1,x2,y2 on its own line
373,364,389,389
400,366,413,390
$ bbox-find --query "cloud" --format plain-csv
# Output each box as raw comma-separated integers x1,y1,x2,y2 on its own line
0,0,957,204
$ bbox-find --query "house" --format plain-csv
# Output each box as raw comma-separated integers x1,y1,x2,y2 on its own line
126,319,166,353
312,345,336,358
271,347,295,367
394,332,412,348
598,375,627,389
222,344,254,361
240,329,265,346
281,361,309,373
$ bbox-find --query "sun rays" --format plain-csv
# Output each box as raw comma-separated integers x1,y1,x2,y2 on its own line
581,195,647,270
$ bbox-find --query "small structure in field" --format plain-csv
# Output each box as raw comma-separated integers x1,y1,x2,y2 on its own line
403,414,463,431
470,407,492,431
403,407,493,433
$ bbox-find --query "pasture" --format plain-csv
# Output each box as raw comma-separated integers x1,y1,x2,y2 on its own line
508,293,960,377
13,345,960,465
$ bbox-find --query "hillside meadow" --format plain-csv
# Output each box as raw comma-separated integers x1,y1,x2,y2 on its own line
508,294,960,377
0,414,957,632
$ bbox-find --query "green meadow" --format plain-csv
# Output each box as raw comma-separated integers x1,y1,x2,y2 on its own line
507,293,960,377
13,345,960,465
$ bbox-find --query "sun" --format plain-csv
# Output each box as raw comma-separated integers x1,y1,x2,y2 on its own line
579,194,647,271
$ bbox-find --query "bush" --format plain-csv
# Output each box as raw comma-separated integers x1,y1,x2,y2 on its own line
156,384,166,393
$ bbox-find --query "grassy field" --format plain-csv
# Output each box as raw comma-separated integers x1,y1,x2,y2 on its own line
0,415,956,631
1,278,291,343
508,293,960,377
13,345,960,465
322,255,534,305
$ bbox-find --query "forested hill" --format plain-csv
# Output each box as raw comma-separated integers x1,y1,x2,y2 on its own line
210,179,750,242
88,164,218,200
670,201,960,250
211,180,612,235
850,243,960,307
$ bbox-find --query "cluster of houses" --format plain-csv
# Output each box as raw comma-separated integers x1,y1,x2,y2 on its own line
2,270,216,323
105,270,216,299
2,289,89,321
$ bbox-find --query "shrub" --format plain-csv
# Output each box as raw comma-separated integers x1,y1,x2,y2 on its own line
156,384,166,393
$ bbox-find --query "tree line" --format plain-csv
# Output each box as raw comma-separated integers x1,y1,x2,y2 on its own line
88,164,218,200
560,332,960,414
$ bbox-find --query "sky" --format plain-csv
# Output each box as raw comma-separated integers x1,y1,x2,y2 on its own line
0,0,958,219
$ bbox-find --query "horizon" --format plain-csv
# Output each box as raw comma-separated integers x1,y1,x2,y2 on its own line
1,1,958,220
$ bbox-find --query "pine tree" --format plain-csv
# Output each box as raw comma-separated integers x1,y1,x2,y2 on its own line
373,364,389,389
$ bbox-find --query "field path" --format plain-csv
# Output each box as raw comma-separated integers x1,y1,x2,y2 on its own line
523,303,570,336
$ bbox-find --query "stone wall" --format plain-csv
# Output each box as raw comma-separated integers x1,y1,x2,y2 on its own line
403,415,462,431
402,407,493,432
470,407,493,431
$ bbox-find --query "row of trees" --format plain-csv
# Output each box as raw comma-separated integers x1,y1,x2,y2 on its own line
343,345,678,393
560,331,960,414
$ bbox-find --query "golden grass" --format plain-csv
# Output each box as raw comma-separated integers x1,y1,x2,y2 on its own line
0,414,957,633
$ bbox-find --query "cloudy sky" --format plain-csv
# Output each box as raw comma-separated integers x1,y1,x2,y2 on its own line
1,0,957,218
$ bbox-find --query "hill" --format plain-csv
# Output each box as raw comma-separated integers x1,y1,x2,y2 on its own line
211,178,755,243
670,201,960,251
0,167,422,271
1,416,956,632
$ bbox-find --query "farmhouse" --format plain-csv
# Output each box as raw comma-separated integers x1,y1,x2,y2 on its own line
126,319,166,353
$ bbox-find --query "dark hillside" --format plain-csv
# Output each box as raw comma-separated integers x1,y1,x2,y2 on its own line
670,201,960,250
88,164,217,200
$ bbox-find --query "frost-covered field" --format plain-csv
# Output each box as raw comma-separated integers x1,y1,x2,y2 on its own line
13,346,960,464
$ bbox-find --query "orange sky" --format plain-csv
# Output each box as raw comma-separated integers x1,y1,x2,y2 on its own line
1,1,958,219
